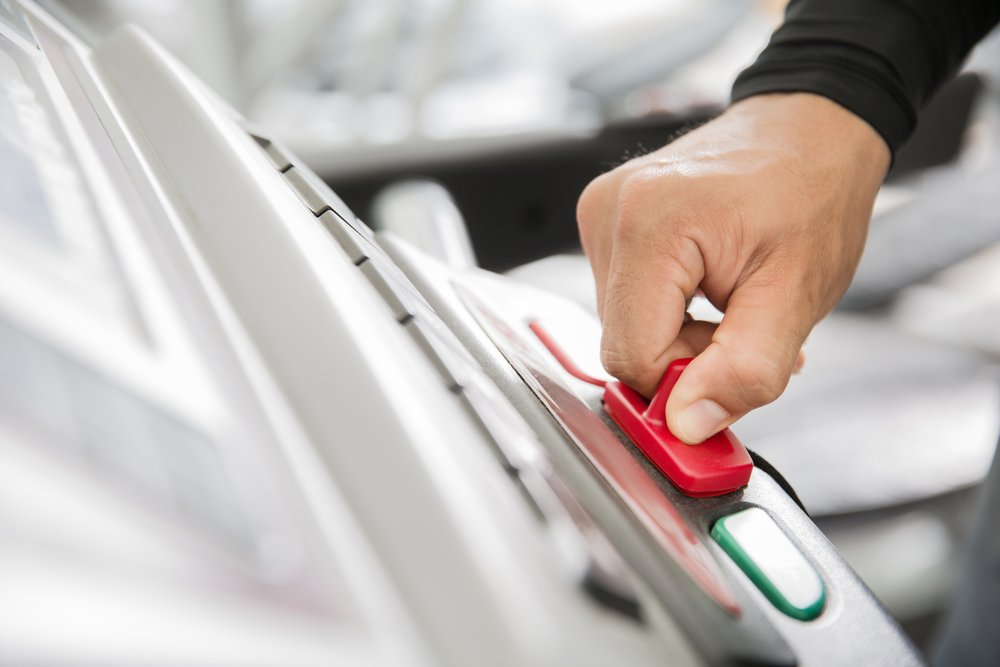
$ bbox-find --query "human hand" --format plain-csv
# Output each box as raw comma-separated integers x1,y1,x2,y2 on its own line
577,93,890,444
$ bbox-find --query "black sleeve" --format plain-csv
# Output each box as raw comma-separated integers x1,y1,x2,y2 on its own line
731,0,1000,154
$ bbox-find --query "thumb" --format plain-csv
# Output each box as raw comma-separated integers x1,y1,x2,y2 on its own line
665,269,813,444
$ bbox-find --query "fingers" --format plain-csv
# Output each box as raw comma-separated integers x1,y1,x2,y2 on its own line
577,173,620,322
598,219,706,396
665,264,812,444
575,93,880,448
793,349,806,374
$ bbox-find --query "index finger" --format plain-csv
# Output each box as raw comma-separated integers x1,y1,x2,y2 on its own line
599,226,704,396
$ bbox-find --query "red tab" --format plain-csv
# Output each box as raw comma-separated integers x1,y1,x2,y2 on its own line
603,359,752,497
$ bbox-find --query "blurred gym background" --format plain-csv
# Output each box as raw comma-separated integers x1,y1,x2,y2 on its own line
41,0,1000,652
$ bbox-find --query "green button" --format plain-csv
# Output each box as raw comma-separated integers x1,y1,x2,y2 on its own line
712,508,826,621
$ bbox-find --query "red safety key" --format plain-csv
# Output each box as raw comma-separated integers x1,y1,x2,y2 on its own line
603,359,752,497
527,322,753,497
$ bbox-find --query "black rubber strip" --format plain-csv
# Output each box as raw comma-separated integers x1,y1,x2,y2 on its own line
747,448,809,517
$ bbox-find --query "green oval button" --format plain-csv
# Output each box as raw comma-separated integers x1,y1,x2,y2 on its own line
712,508,826,621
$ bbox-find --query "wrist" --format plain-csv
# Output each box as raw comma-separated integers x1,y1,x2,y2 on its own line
726,92,891,179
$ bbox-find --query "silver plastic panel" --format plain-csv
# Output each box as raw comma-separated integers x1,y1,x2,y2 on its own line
381,234,926,667
320,210,371,265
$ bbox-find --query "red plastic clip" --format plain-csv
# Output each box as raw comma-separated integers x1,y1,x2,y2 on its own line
603,359,752,497
526,321,751,497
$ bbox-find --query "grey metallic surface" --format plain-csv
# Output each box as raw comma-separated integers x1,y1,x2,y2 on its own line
517,326,926,666
384,235,926,666
247,121,374,240
359,260,422,322
248,131,293,171
6,7,721,663
282,166,330,215
92,26,684,664
262,140,293,172
403,317,469,391
383,238,793,666
689,476,927,666
319,211,371,264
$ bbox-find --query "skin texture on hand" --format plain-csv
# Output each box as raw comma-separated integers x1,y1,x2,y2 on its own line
577,93,890,444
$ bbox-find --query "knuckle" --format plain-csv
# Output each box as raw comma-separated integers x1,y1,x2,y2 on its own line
618,171,659,216
614,169,704,245
576,189,596,232
610,174,660,243
600,339,650,386
576,173,614,232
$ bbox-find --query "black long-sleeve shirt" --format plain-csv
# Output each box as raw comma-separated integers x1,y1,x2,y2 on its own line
731,0,1000,154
